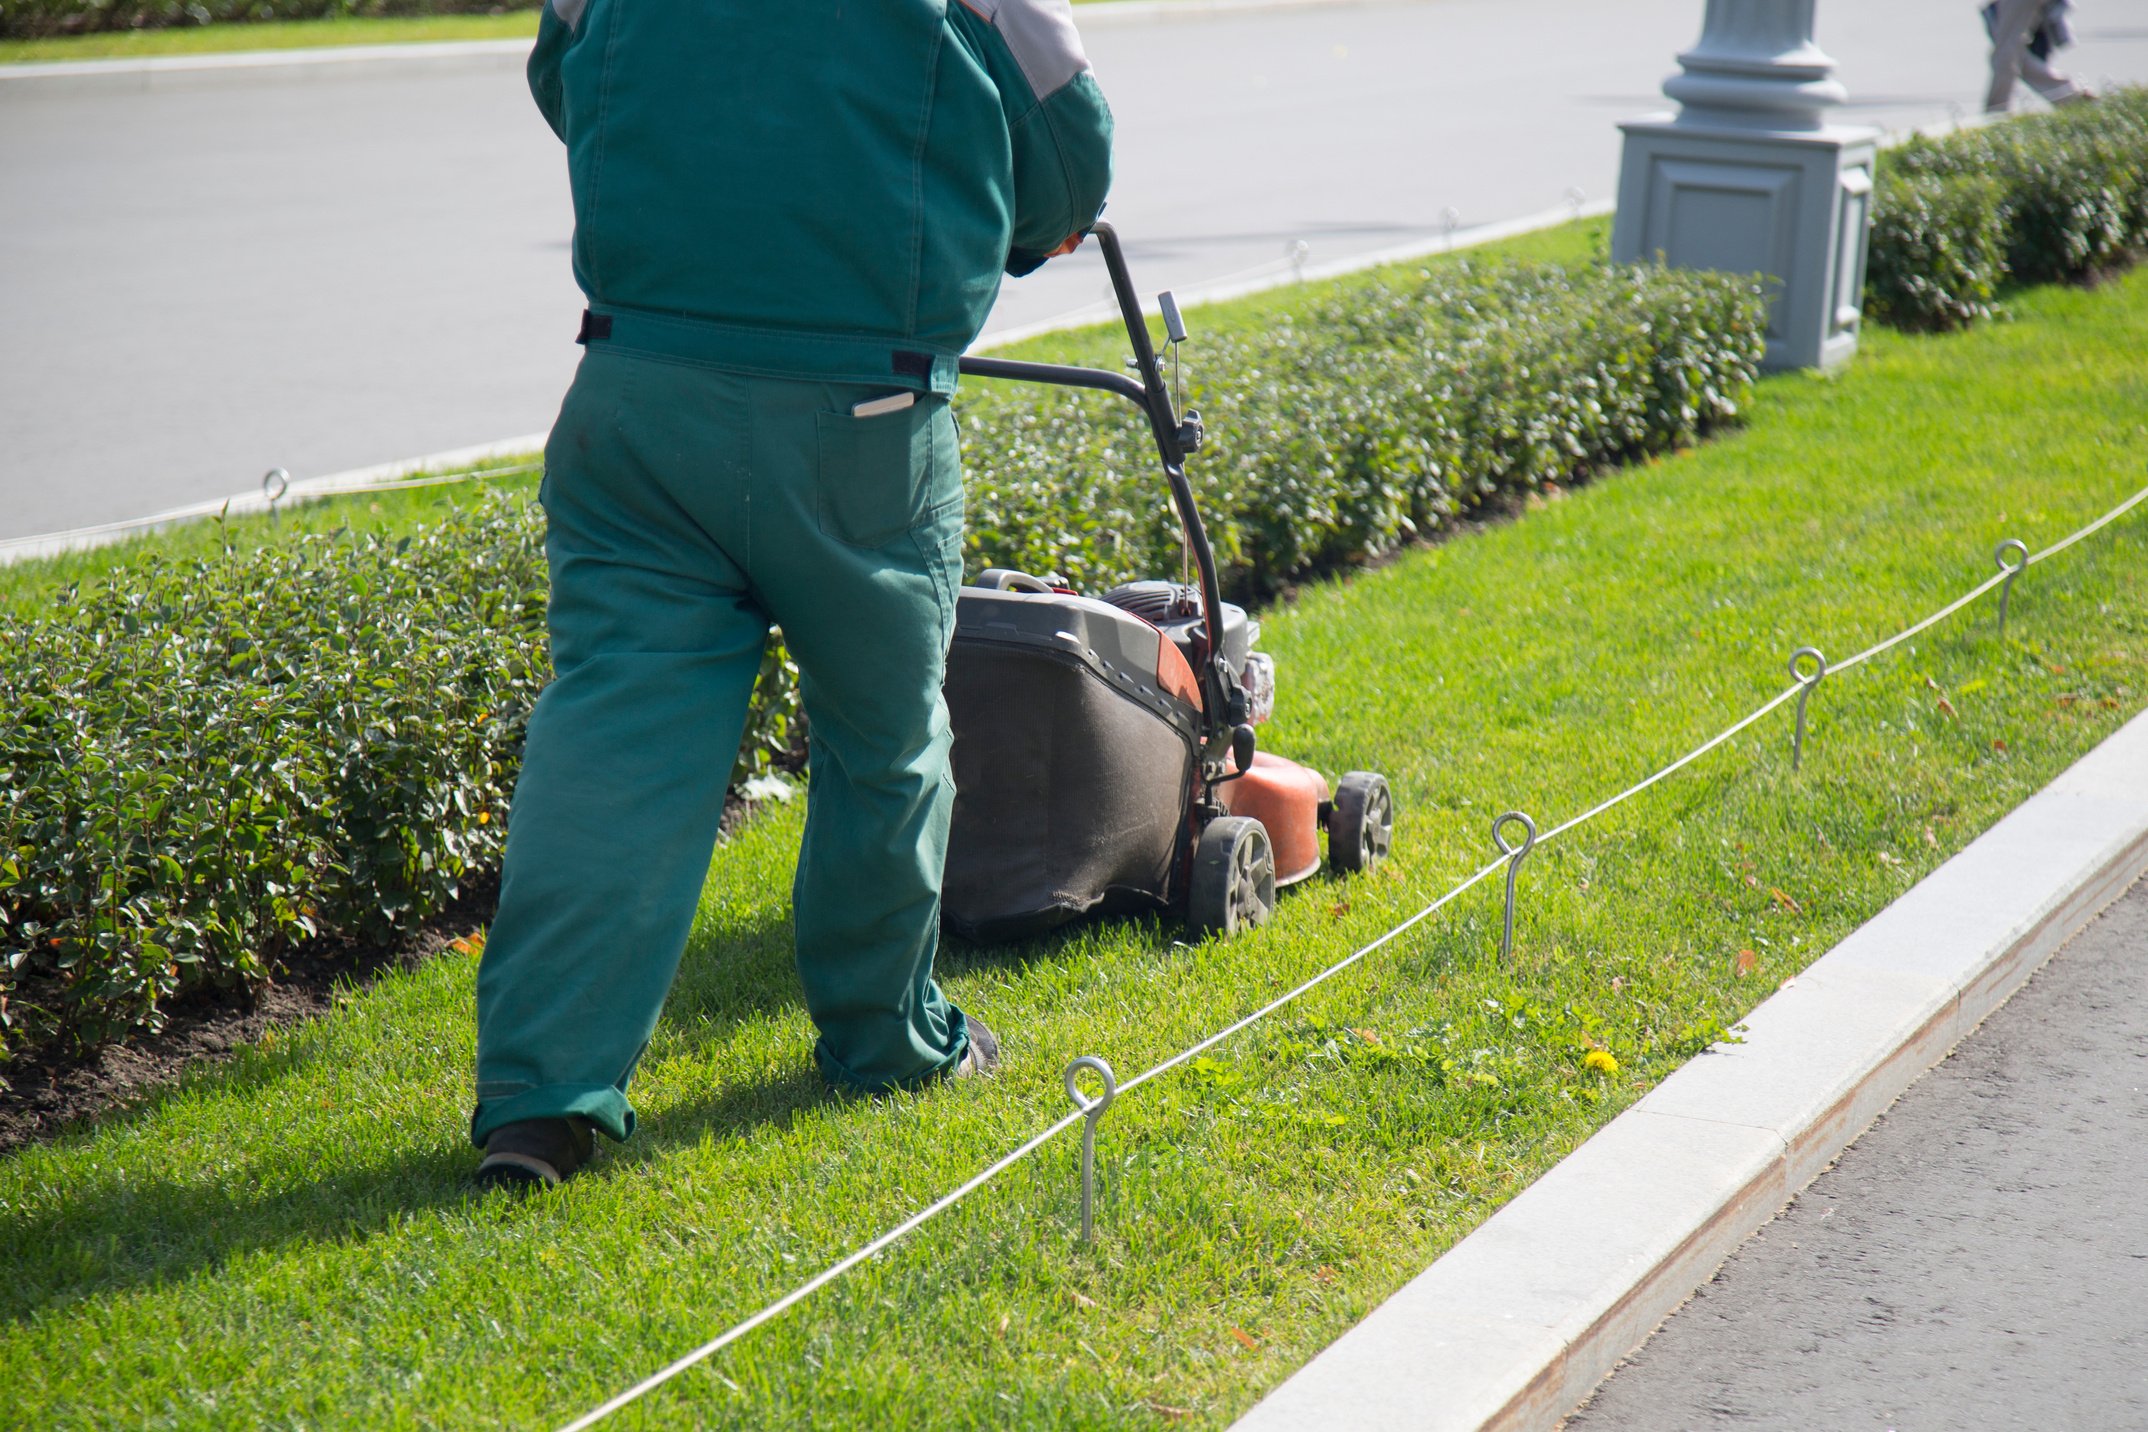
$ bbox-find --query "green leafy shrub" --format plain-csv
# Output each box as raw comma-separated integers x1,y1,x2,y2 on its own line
1870,87,2148,327
962,258,1766,602
0,502,547,1067
0,257,1761,1074
1866,171,2008,331
0,0,536,40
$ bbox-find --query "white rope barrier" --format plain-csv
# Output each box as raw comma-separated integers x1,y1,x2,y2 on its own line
553,476,2148,1428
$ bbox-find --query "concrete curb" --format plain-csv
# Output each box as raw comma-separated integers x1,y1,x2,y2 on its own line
0,37,529,83
0,432,547,567
1232,707,2148,1432
978,199,1615,352
0,198,1608,566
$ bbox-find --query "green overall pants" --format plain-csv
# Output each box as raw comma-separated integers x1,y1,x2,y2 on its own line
471,347,970,1145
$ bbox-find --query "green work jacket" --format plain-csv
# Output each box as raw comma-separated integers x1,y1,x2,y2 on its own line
528,0,1114,395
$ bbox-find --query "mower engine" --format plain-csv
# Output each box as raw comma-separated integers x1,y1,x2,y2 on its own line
939,222,1393,946
1098,581,1276,726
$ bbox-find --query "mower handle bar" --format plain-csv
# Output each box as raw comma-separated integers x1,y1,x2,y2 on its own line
956,222,1235,723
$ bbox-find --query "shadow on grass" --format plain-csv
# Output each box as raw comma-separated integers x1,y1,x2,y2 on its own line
0,895,1161,1325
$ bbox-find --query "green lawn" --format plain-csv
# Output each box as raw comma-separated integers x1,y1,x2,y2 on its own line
4,262,2145,1429
0,12,539,63
0,465,540,615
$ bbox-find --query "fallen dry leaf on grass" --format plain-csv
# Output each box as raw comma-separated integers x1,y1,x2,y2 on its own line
1769,887,1803,914
1230,1327,1261,1351
1735,949,1759,977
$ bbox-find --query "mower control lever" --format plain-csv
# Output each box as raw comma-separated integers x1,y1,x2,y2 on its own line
1231,723,1257,774
1159,291,1189,345
1177,409,1204,453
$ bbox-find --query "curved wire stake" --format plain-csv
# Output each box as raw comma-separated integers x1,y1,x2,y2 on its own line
1790,646,1828,772
1491,811,1537,959
1063,1056,1118,1244
1993,539,2028,638
1440,206,1462,250
261,468,290,528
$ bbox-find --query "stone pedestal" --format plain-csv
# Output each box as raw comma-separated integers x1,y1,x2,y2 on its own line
1610,0,1878,371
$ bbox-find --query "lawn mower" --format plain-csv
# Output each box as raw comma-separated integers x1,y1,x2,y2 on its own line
941,222,1394,943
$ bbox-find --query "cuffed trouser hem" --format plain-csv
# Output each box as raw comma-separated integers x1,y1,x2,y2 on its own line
470,1083,636,1147
813,1006,970,1093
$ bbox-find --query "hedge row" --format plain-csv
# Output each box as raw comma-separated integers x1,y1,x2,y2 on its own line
961,258,1765,601
0,258,1761,1074
0,513,545,1068
0,0,534,39
1867,87,2148,331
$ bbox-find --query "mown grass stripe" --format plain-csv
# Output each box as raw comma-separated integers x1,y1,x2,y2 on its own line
560,476,2148,1429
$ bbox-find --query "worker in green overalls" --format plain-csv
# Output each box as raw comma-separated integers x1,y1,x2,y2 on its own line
471,0,1113,1188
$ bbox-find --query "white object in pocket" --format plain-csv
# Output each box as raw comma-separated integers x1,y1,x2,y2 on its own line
851,391,917,419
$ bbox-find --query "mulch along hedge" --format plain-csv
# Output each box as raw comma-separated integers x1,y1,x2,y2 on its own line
2,254,1767,1076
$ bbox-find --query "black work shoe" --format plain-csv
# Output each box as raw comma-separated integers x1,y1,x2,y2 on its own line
474,1116,595,1191
953,1016,1001,1079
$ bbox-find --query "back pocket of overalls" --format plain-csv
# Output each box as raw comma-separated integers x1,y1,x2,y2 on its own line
816,400,936,549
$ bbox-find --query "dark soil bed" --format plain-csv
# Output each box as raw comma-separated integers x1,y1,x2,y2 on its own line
0,789,780,1156
0,877,495,1156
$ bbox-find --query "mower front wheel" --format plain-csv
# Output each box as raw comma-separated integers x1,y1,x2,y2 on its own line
1329,771,1394,874
1187,816,1277,941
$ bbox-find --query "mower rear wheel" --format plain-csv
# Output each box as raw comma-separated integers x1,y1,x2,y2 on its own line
1329,771,1394,874
1187,816,1277,940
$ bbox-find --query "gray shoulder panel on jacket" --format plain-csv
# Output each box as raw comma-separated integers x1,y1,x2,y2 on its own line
551,0,589,32
961,0,1092,100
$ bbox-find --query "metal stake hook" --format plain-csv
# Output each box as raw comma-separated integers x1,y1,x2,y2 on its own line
1790,646,1827,772
1063,1055,1117,1244
1994,539,2028,638
1491,811,1537,960
262,468,290,527
1440,206,1462,250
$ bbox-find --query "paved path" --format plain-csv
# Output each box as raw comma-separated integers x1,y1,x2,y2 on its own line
1567,876,2148,1431
5,0,2148,540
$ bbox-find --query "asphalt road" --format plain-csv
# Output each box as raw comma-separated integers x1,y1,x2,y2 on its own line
1567,876,2148,1432
5,0,2148,541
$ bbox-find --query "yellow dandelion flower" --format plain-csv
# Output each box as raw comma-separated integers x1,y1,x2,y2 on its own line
1583,1049,1619,1076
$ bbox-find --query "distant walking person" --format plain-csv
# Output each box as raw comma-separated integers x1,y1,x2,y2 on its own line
1984,0,2093,111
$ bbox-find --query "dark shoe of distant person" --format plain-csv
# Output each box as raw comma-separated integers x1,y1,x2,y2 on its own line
474,1116,595,1191
953,1017,1002,1078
